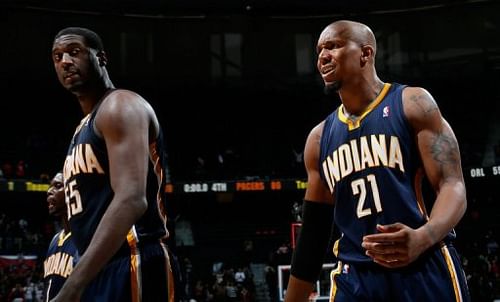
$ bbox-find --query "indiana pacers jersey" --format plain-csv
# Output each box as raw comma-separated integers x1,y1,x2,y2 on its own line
63,89,170,258
321,83,470,301
43,230,79,301
319,82,435,263
63,90,175,302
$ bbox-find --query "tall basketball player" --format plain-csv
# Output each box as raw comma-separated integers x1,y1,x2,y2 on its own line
50,27,176,302
284,20,470,301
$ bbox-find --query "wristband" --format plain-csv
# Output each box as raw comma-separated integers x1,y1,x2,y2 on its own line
290,200,334,282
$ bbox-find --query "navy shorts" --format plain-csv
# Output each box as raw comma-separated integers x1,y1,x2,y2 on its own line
82,240,175,302
330,243,470,302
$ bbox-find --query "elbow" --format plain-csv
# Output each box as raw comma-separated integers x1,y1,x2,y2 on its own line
134,197,148,217
120,193,148,219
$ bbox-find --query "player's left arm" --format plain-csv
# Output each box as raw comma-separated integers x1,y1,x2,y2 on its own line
362,87,466,268
53,91,151,300
404,86,467,244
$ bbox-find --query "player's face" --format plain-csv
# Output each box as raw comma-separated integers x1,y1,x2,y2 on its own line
52,34,97,93
316,24,363,91
47,172,66,217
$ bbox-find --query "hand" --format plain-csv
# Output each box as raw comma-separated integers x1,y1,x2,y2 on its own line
361,223,431,268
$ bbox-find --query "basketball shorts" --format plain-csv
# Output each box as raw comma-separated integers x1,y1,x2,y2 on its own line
330,243,470,301
82,240,176,302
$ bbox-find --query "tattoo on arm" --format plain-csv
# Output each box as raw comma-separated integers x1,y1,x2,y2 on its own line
409,93,439,117
430,131,461,178
408,90,461,179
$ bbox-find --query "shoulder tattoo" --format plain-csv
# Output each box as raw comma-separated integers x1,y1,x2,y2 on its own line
408,91,439,117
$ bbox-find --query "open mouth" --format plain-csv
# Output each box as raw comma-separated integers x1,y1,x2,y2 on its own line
321,65,335,75
64,72,76,79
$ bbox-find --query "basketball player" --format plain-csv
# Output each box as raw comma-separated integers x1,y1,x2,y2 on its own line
50,27,175,301
43,171,79,301
284,20,470,301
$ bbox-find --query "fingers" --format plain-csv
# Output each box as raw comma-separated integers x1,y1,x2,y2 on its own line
362,233,410,268
365,247,409,268
362,240,400,254
363,234,400,244
372,257,408,269
363,223,408,243
376,223,404,233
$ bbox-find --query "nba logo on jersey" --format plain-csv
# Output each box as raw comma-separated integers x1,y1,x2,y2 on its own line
383,105,390,117
342,264,350,274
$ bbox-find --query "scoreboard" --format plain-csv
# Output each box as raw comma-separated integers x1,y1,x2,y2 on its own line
468,165,500,178
0,178,308,193
169,179,307,194
1,165,498,193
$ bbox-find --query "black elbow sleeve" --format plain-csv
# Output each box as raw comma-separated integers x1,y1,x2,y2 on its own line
290,200,334,283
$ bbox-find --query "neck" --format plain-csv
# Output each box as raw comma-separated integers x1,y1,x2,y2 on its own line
76,80,115,115
62,217,70,234
340,77,385,116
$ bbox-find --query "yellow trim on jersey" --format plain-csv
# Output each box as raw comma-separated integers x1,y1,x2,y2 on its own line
330,261,343,300
337,83,392,131
440,244,463,302
333,235,341,258
160,241,176,302
417,169,462,301
57,231,72,247
127,227,142,302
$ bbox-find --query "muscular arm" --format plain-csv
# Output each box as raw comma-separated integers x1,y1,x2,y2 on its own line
404,87,466,245
362,87,467,268
303,122,335,204
284,122,334,302
55,91,153,299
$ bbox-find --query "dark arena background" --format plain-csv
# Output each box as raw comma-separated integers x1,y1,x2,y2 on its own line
1,0,500,301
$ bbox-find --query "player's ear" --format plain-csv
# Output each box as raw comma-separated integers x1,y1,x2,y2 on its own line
96,51,108,67
360,45,374,64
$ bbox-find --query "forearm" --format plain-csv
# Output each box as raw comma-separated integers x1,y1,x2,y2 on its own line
284,276,315,302
420,180,466,246
63,197,146,289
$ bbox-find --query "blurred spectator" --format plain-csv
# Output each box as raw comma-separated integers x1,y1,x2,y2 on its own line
23,281,36,301
1,162,13,179
234,267,246,285
15,161,26,179
265,264,277,302
291,202,302,222
7,283,24,302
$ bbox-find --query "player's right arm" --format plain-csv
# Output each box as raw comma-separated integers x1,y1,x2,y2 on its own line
284,122,334,302
51,91,152,302
303,122,335,204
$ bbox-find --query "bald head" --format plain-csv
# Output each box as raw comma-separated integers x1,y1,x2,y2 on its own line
316,19,380,94
325,20,377,55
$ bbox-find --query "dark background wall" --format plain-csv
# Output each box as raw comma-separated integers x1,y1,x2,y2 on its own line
1,0,499,181
1,2,500,300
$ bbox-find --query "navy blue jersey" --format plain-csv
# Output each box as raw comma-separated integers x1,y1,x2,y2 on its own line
43,230,79,301
319,83,451,263
63,89,170,258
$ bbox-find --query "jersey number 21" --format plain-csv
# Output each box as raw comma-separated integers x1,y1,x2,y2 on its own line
351,174,382,218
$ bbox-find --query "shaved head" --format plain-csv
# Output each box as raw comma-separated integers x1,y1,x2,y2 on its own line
316,20,380,94
326,20,377,55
